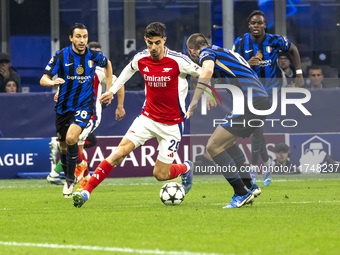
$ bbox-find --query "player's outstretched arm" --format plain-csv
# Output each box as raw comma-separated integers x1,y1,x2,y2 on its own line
40,74,65,87
185,60,214,119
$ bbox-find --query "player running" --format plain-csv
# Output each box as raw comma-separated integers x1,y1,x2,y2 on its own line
73,22,201,208
41,23,114,198
185,33,270,208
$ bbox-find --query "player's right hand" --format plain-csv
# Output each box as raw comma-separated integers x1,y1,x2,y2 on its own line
185,100,198,119
206,97,217,110
184,107,194,119
100,91,114,106
248,57,260,66
54,91,59,102
51,78,65,86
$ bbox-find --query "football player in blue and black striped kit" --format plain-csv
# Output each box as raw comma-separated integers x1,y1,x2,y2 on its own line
186,33,270,208
233,10,304,186
40,23,113,197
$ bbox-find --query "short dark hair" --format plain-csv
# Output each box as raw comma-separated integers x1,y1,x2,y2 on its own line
70,23,87,37
144,22,166,38
186,33,209,50
247,10,266,23
309,65,323,74
87,41,101,49
274,143,290,153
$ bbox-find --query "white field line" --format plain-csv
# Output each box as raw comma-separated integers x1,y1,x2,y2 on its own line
2,200,339,212
0,241,231,255
1,178,339,189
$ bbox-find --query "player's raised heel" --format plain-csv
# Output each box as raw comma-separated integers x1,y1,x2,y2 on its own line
63,176,76,198
181,161,194,194
63,183,74,198
250,183,261,198
73,191,89,208
223,190,254,209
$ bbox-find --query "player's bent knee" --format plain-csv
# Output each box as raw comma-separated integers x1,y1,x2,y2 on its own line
206,140,218,156
65,137,78,146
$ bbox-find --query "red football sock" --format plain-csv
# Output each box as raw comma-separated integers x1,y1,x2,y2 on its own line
84,160,114,194
83,167,89,177
169,163,188,180
77,149,84,164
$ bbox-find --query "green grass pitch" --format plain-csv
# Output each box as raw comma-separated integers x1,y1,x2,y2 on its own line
0,174,339,255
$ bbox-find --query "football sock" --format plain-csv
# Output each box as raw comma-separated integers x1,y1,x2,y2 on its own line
251,135,262,166
212,151,247,196
260,136,269,163
226,144,253,189
66,143,78,183
84,133,97,148
60,153,67,175
85,159,113,194
169,163,188,180
77,148,84,164
49,169,60,178
54,160,63,174
83,166,89,177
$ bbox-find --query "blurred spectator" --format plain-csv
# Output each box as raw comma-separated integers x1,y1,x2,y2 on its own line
4,78,19,93
115,50,145,91
307,66,324,89
0,53,21,92
278,51,296,87
273,143,299,174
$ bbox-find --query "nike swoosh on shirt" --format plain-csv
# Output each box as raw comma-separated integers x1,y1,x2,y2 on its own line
245,50,253,53
65,63,73,66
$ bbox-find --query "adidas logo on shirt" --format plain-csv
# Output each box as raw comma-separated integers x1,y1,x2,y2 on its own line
143,66,150,72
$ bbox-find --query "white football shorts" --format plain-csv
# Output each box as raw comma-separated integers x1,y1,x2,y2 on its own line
124,115,184,164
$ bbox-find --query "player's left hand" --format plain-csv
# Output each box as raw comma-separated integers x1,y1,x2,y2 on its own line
100,91,114,105
115,106,126,121
295,75,304,87
206,97,217,110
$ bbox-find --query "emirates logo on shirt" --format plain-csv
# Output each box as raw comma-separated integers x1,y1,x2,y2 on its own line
144,74,171,87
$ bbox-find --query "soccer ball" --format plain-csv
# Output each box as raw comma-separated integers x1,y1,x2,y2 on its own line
160,182,185,205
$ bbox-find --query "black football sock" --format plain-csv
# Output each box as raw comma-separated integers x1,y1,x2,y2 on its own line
260,136,269,163
212,151,247,196
66,143,78,184
251,135,262,166
226,144,253,189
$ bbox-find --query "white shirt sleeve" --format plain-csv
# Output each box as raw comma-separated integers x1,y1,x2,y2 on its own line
109,62,137,94
179,56,202,77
